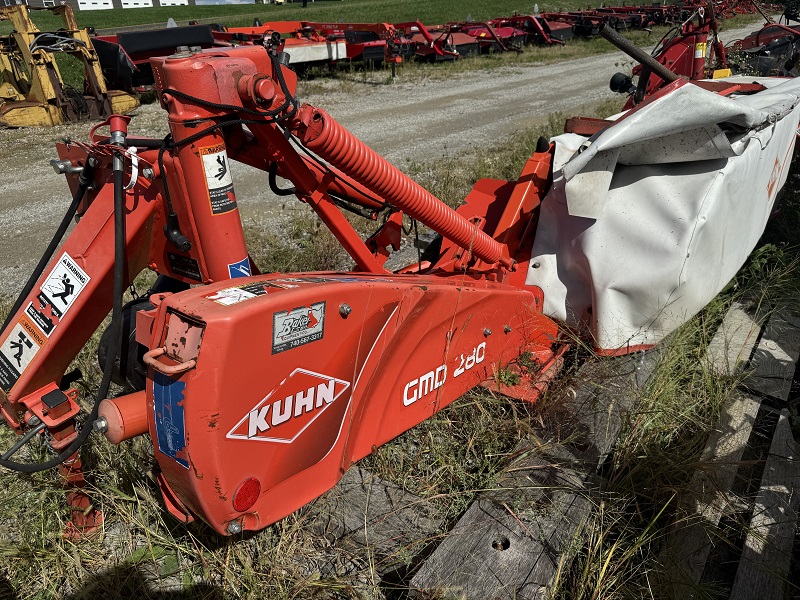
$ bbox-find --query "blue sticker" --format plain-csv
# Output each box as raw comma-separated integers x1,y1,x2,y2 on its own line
228,257,251,279
153,372,189,469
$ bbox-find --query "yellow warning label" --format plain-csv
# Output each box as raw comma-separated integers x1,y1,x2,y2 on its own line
199,144,236,215
694,42,707,59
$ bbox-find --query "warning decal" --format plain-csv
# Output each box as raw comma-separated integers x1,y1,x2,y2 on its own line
205,281,294,306
694,42,707,59
36,253,90,320
25,302,55,337
0,316,45,392
200,144,237,215
167,252,202,282
207,287,258,307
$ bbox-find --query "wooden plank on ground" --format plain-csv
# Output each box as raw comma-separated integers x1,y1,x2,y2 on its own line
411,350,663,599
704,301,763,376
661,303,800,597
660,391,761,598
410,442,590,599
660,301,766,596
730,409,800,600
301,467,445,579
747,308,800,401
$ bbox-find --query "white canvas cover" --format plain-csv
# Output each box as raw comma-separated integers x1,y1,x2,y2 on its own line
284,41,347,66
526,77,800,352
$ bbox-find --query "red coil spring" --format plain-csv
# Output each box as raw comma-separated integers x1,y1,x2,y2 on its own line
296,106,511,269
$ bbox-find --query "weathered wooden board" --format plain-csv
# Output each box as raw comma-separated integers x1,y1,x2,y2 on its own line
661,303,800,597
747,308,800,401
300,467,445,579
411,350,663,599
660,300,767,596
704,301,763,377
409,470,589,599
542,351,659,467
660,391,761,598
729,409,800,600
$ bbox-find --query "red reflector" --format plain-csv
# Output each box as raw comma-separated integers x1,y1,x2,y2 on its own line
232,478,261,512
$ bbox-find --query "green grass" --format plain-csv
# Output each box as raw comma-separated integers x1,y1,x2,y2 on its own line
1,1,765,37
0,0,676,33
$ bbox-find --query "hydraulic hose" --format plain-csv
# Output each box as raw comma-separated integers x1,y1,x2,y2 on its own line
268,162,296,196
0,141,126,473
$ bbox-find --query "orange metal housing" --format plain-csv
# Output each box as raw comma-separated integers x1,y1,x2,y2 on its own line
0,43,563,534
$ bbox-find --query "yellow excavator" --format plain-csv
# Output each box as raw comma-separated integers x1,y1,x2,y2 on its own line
0,5,138,128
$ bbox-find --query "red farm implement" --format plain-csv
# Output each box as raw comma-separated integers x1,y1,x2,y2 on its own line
488,14,573,45
0,2,798,539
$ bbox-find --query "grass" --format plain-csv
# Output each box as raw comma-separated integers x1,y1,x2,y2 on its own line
0,0,729,33
0,1,764,34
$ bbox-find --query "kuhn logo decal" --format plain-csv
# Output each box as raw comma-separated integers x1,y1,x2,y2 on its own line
272,301,325,353
227,368,350,443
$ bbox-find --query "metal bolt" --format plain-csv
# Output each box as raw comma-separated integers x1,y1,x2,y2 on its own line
171,45,193,58
50,159,83,175
532,262,541,269
142,167,155,180
227,520,242,535
483,328,492,337
339,303,352,318
504,325,512,334
92,417,108,434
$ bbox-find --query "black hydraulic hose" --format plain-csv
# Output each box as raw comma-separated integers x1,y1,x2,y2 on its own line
268,162,296,196
0,157,97,337
0,150,125,473
122,138,164,149
1,421,46,460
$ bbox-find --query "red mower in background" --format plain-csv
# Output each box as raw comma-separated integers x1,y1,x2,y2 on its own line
488,14,572,46
608,5,730,107
449,21,527,53
393,21,464,61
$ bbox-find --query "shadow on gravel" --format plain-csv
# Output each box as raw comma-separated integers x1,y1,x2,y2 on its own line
64,564,223,600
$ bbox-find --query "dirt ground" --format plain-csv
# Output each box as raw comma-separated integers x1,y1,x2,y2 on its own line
0,22,763,294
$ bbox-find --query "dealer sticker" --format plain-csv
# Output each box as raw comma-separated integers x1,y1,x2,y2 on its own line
200,144,237,215
272,301,325,354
